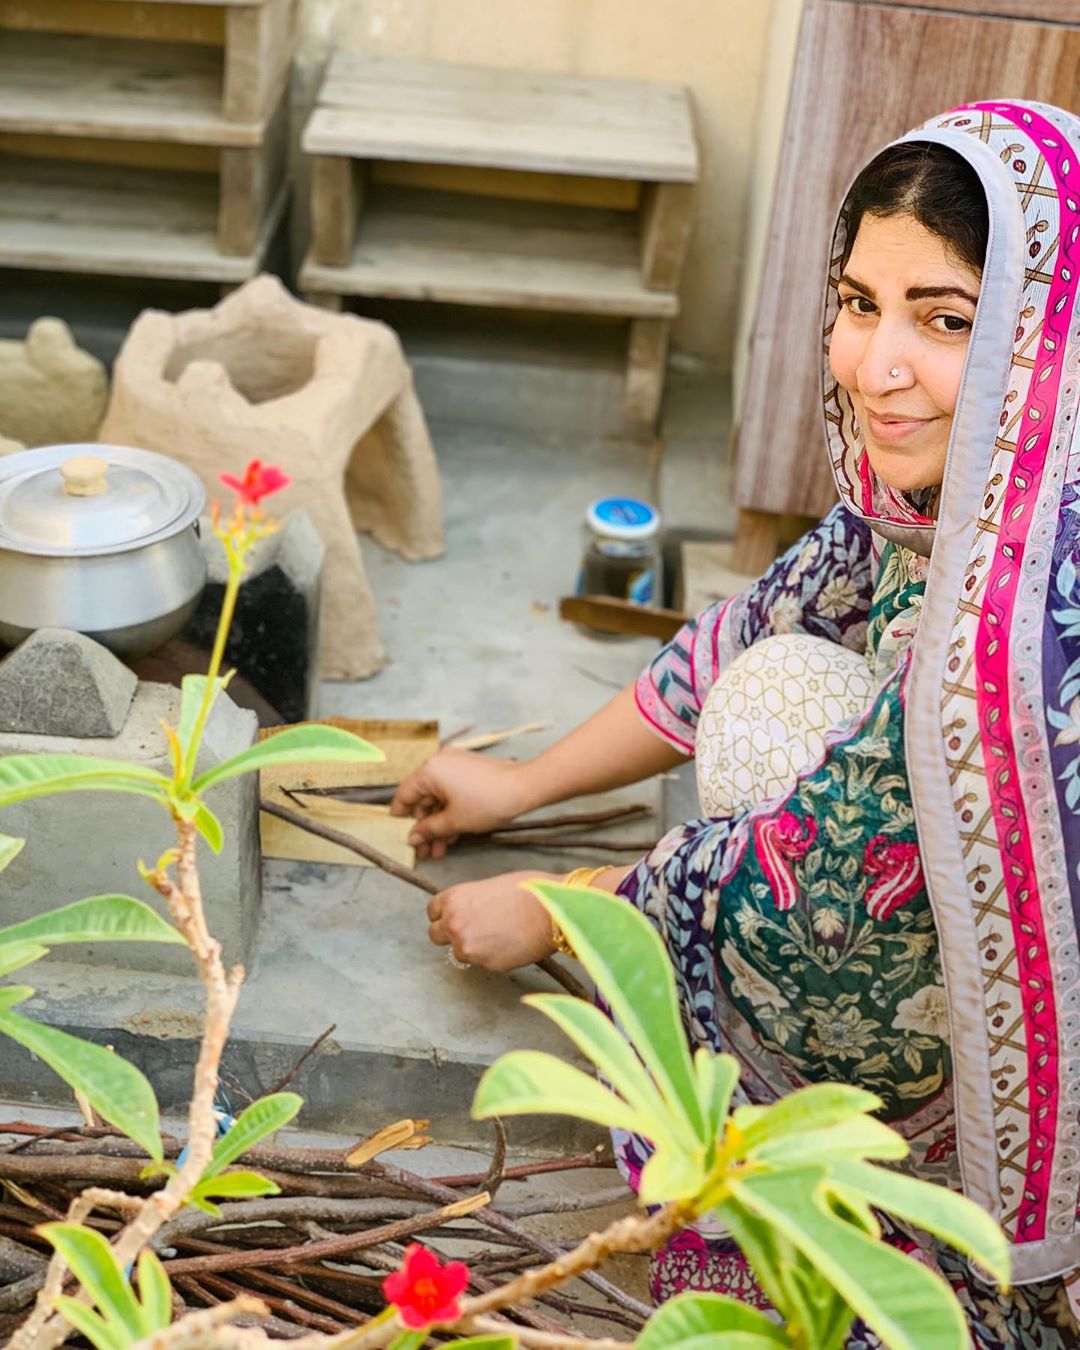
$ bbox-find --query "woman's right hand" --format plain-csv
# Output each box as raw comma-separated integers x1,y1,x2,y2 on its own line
389,750,535,859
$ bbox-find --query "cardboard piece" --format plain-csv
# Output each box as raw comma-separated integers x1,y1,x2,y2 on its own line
258,717,438,868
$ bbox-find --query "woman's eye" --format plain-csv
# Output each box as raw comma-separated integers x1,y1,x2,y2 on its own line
930,313,972,334
841,295,875,316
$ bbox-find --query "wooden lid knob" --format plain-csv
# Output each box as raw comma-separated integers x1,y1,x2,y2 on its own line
60,455,109,498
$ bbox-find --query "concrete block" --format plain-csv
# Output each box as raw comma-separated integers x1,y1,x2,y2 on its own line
0,683,260,976
182,510,324,723
0,628,137,737
0,318,108,447
98,275,445,680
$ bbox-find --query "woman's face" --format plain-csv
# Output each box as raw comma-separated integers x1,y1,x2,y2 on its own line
829,211,981,494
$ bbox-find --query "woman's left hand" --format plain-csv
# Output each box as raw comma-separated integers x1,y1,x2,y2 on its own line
427,871,561,972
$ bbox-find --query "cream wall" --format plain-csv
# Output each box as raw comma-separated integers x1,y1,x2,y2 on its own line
297,0,778,369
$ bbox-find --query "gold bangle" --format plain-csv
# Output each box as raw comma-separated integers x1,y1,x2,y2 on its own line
551,866,609,958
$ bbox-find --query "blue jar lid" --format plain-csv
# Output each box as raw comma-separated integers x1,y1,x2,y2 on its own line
586,496,660,541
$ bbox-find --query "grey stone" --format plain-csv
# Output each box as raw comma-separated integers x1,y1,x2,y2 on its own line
182,510,324,723
0,628,137,737
0,682,261,976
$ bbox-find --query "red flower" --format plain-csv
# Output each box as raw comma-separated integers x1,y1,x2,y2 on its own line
382,1244,469,1329
219,459,291,506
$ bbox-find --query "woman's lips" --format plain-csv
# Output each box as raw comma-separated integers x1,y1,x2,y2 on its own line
866,411,936,444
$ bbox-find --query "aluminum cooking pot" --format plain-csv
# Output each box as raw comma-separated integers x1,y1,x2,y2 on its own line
0,444,207,658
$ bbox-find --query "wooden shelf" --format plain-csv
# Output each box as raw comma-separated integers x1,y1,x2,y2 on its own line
0,32,268,146
0,157,284,281
303,53,699,183
299,187,678,318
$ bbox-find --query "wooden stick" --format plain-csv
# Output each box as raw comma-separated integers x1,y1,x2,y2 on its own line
471,835,657,854
452,722,551,751
259,799,590,1001
471,803,652,834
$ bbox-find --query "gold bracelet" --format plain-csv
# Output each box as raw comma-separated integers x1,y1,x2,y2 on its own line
551,866,609,957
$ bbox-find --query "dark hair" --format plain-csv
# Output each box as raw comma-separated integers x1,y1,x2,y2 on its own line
841,142,989,275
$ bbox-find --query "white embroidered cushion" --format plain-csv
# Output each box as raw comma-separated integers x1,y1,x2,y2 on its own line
695,633,877,817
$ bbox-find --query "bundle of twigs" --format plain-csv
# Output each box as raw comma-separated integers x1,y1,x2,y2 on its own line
0,1120,649,1344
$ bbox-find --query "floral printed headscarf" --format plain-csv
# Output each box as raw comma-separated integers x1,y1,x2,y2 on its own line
824,102,1080,1285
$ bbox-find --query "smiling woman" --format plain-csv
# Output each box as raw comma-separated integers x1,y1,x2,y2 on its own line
393,102,1080,1345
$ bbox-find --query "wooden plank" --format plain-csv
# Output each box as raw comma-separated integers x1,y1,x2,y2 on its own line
0,132,215,172
0,32,268,146
732,509,782,577
299,187,678,318
0,0,226,43
857,0,1076,19
258,717,439,790
0,155,283,281
734,0,1080,520
558,594,689,642
372,162,640,211
218,86,288,254
310,155,363,267
259,799,416,869
677,541,753,615
223,0,294,122
303,53,698,182
639,181,695,290
623,317,671,432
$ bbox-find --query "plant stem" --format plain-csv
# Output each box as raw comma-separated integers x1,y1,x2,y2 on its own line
182,563,244,789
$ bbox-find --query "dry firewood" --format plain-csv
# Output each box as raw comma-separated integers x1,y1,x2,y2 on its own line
470,804,651,835
267,1025,338,1096
155,1198,428,1247
162,1194,489,1278
433,1147,612,1188
367,1161,652,1321
471,835,657,853
0,1234,46,1282
259,798,589,1000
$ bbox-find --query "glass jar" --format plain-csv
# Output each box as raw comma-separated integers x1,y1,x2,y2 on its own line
578,496,661,606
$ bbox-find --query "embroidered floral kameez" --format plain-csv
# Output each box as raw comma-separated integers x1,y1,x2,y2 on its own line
610,101,1080,1347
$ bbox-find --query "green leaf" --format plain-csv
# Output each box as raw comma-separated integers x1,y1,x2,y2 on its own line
0,754,169,807
523,994,690,1149
730,1167,969,1350
193,802,224,853
0,941,47,978
750,1115,908,1167
202,1092,302,1180
646,1336,783,1350
0,1012,161,1160
734,1084,883,1151
191,725,383,795
529,883,706,1144
827,1158,1010,1288
637,1292,787,1350
0,832,24,872
42,1224,143,1340
473,1050,650,1135
177,675,229,757
0,895,184,949
135,1249,173,1335
387,1333,428,1350
52,1297,127,1350
191,1169,281,1207
696,1049,739,1143
638,1135,708,1204
0,984,31,1010
710,1196,789,1315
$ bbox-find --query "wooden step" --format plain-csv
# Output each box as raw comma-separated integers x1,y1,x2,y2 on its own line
298,187,679,318
0,156,284,281
0,32,270,146
302,53,699,183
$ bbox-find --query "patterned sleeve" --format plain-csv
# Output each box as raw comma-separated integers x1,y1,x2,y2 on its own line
635,503,874,753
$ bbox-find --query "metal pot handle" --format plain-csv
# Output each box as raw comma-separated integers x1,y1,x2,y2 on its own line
60,456,109,498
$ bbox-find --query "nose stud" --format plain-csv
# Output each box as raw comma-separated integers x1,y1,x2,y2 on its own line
889,367,901,378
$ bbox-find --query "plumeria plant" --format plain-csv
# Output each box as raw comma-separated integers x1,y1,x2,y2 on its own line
0,462,1010,1350
0,461,384,1350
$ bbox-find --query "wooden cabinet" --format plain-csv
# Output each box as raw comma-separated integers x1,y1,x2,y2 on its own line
734,0,1080,539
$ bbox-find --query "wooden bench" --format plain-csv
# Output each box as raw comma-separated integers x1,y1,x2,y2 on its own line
298,55,699,435
0,0,295,283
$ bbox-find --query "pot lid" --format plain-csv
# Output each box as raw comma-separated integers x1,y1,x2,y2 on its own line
0,444,205,557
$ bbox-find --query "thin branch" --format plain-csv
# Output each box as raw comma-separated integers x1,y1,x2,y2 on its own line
259,798,589,1000
482,1119,508,1201
432,1146,612,1188
267,1024,338,1095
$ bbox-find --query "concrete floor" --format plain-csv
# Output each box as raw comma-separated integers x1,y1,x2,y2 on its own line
0,318,733,1162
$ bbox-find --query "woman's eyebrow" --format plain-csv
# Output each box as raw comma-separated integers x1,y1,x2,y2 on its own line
905,284,979,304
838,273,873,298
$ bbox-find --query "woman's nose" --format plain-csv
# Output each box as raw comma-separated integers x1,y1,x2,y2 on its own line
858,322,914,397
